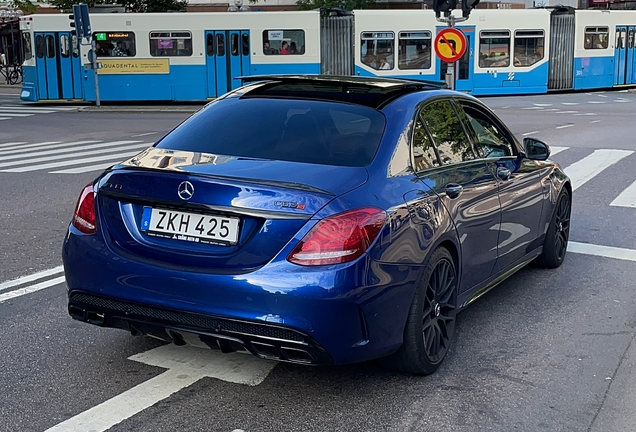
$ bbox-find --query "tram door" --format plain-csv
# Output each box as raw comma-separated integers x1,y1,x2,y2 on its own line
438,27,474,92
614,26,636,86
205,30,251,98
34,32,82,100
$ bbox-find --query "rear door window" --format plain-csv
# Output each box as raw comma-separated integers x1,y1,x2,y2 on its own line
155,98,386,167
419,100,477,164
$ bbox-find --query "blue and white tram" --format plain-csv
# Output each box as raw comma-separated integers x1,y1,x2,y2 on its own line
17,8,636,102
353,9,552,95
19,11,321,102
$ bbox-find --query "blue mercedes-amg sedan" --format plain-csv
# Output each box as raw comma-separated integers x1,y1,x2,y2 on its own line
63,75,571,375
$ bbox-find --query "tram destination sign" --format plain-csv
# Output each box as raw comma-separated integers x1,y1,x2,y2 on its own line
434,28,467,63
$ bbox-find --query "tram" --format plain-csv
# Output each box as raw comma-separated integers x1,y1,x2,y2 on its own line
17,7,636,102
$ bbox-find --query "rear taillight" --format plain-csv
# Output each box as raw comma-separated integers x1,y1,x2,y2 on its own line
288,207,386,266
72,184,96,234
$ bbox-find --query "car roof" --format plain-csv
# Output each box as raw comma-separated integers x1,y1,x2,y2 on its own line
233,75,448,109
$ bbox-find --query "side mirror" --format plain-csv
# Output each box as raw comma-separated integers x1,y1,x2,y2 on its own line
523,137,550,161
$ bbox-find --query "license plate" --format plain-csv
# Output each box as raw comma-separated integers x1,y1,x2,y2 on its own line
140,207,240,246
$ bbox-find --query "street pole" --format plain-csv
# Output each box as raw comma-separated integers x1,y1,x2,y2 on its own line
90,38,100,107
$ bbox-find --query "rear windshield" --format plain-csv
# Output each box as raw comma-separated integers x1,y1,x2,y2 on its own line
155,98,386,167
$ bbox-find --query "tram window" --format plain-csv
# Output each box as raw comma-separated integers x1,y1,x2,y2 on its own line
615,28,625,50
584,27,608,50
206,34,214,56
60,35,70,58
231,33,239,56
398,31,431,70
629,29,634,49
513,30,544,67
92,32,136,57
150,31,192,57
262,30,305,55
35,35,44,58
45,35,55,59
216,34,225,56
22,32,33,61
479,30,510,68
361,32,394,70
242,34,249,56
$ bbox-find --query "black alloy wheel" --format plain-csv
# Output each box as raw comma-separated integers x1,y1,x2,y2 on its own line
381,246,458,375
537,188,571,269
422,257,456,363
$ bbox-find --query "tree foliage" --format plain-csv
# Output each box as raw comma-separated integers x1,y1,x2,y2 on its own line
48,0,186,13
10,0,37,14
294,0,376,11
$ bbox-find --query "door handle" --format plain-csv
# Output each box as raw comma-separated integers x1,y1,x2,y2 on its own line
445,184,463,199
497,167,511,180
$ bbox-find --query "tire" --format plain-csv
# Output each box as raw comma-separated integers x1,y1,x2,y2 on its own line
536,188,571,269
381,246,458,375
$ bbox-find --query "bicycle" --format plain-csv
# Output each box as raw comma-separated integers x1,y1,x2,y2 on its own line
0,63,23,85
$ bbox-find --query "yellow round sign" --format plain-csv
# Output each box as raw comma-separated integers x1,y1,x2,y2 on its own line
434,28,467,63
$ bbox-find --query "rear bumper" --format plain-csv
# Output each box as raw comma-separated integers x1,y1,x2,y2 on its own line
63,225,423,365
68,291,332,365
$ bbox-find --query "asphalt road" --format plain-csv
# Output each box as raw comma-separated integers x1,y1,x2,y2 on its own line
0,89,635,432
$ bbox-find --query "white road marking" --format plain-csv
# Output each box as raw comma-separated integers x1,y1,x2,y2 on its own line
45,344,277,432
574,113,597,116
568,242,636,263
0,141,63,154
0,140,139,156
2,105,78,111
549,146,569,156
1,150,142,172
0,117,10,120
556,124,574,129
0,266,63,292
610,179,636,208
0,112,33,117
51,161,130,174
590,120,601,124
0,141,103,161
131,132,157,137
588,101,606,104
0,141,26,149
0,276,66,303
561,102,579,106
0,143,149,168
523,106,544,110
556,111,578,114
522,131,540,136
533,103,552,106
564,149,634,191
0,108,56,114
597,94,608,98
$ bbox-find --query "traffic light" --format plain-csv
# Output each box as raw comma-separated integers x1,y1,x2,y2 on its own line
68,13,78,38
433,0,457,18
461,0,480,17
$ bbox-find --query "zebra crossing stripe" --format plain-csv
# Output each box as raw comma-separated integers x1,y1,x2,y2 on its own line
0,140,139,155
0,150,143,173
0,108,56,114
549,146,569,156
0,141,143,162
0,143,150,169
0,141,64,154
610,180,636,209
1,105,78,111
0,112,33,117
563,149,634,191
50,161,134,174
0,141,26,149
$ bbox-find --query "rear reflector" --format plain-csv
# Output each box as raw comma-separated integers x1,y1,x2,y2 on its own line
288,207,386,266
72,184,96,234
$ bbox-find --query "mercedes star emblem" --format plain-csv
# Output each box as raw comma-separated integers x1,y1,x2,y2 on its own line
177,181,194,201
